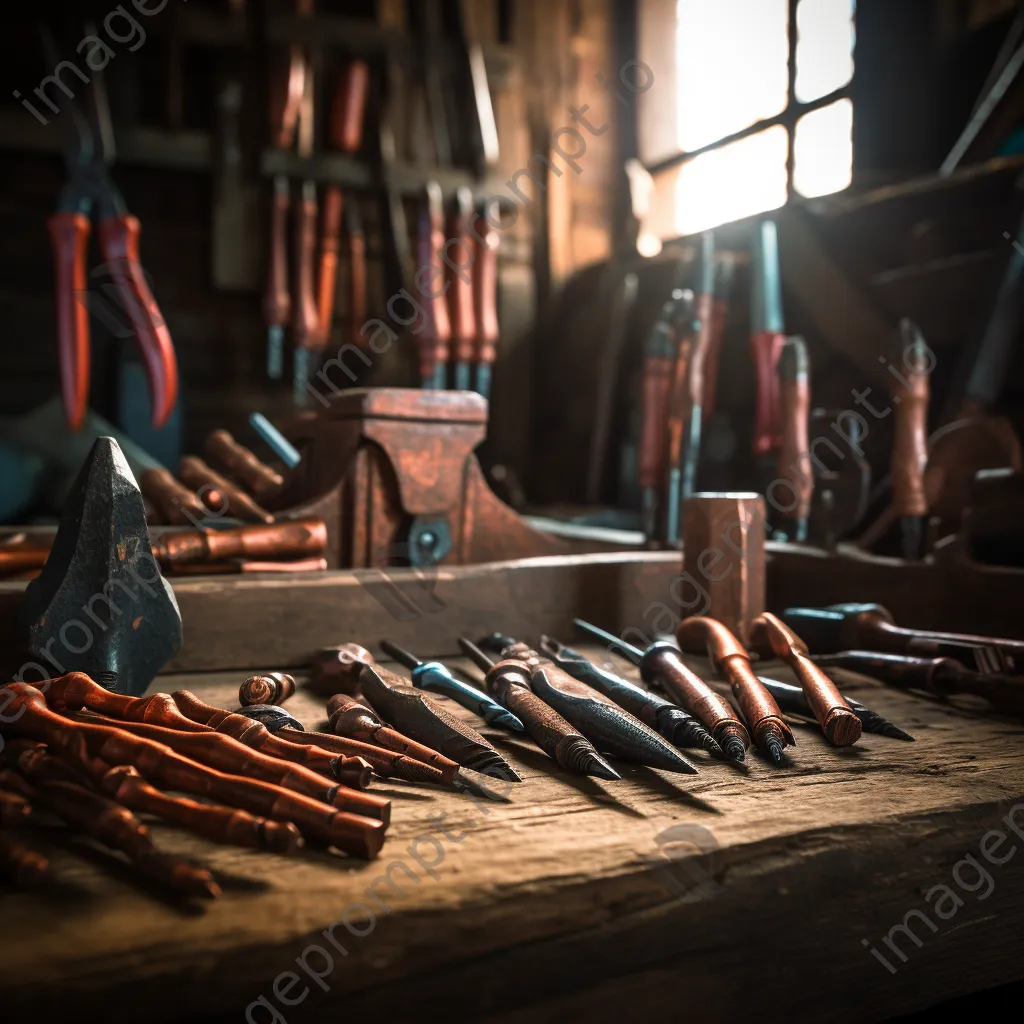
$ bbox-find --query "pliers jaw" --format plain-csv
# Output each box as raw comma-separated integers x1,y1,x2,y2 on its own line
44,24,178,431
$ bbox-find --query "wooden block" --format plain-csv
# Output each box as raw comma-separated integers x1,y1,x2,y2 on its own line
681,493,766,645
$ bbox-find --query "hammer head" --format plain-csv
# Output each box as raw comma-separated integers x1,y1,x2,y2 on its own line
19,438,182,697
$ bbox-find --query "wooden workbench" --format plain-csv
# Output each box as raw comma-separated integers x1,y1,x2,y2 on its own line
3,644,1024,1024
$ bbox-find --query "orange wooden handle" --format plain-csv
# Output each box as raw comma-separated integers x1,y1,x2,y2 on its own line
329,60,371,155
316,185,344,333
97,214,179,429
293,185,322,352
473,217,500,368
750,330,785,456
48,211,91,430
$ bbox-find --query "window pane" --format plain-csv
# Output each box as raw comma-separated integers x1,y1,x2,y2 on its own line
795,0,856,103
674,126,789,235
793,99,853,197
676,0,789,152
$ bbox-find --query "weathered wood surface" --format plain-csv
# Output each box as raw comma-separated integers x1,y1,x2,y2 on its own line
1,544,1022,679
3,649,1024,1024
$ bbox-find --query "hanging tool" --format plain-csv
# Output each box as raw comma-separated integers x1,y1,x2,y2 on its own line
572,619,750,763
449,187,479,391
675,618,795,765
890,320,931,559
473,200,500,398
662,288,698,545
749,219,786,471
638,290,685,540
249,412,302,469
291,44,323,405
782,604,1021,674
775,336,812,542
264,42,306,379
459,638,621,780
478,634,699,775
44,26,178,431
317,60,370,344
537,636,721,755
20,438,182,697
378,640,524,732
415,183,453,388
749,613,862,746
702,252,734,420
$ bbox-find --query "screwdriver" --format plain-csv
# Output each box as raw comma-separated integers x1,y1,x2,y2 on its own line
479,635,699,775
459,638,621,780
572,619,749,763
749,219,786,477
472,199,500,399
414,182,452,388
537,636,721,756
774,336,812,542
379,640,524,733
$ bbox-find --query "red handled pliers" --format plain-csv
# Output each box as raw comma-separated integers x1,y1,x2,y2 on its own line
44,27,178,431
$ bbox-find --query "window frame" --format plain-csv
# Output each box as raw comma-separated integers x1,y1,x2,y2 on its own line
643,0,855,204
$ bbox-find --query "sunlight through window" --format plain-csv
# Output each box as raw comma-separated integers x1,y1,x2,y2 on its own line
793,98,854,197
674,127,789,235
796,0,856,102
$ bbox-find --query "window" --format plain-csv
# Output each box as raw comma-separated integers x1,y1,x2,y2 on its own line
638,0,855,239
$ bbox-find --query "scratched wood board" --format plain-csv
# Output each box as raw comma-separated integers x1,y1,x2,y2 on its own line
3,648,1024,1024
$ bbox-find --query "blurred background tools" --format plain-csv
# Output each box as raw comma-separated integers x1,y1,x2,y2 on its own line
44,25,178,433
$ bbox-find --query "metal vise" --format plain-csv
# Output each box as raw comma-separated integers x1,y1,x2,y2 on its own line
274,389,565,568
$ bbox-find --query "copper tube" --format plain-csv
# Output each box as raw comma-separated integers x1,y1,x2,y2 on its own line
74,713,388,824
749,613,862,746
327,693,458,782
0,544,50,576
205,429,284,499
151,518,327,566
98,764,303,854
0,833,50,886
3,683,386,859
239,672,296,707
140,467,208,524
0,790,31,827
178,455,276,525
167,558,328,575
676,617,794,759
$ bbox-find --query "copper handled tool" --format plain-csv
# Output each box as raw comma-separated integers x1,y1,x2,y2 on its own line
379,640,524,732
662,289,697,545
178,455,275,524
0,832,50,887
890,319,931,559
140,467,208,524
358,662,521,780
459,638,621,780
572,619,749,763
318,61,370,339
204,429,284,499
538,636,721,755
240,703,450,788
414,182,452,388
775,336,812,542
326,693,460,783
478,635,698,775
239,672,296,707
749,613,862,746
150,518,326,566
10,739,220,898
782,603,1022,675
750,218,786,462
344,199,368,353
676,617,795,765
265,47,306,379
638,293,683,541
4,682,386,859
448,187,478,391
472,202,500,398
754,673,914,741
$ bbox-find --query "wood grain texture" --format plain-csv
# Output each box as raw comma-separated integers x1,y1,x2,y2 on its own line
2,648,1024,1023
